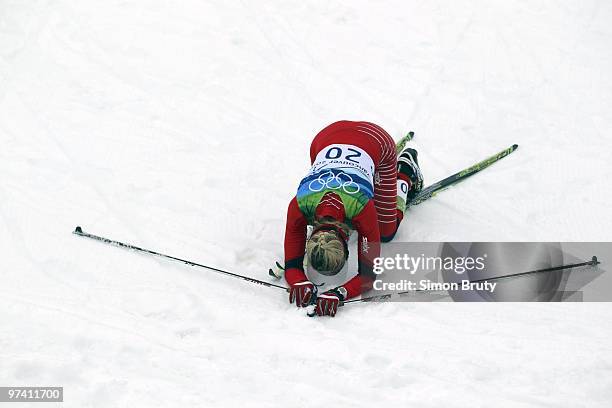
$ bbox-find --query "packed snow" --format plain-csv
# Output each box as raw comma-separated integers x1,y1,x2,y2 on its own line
1,0,611,406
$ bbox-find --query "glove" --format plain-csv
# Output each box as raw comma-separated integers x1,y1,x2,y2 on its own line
289,280,316,307
315,287,346,317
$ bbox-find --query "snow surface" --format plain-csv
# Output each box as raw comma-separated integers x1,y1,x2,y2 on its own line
1,0,612,406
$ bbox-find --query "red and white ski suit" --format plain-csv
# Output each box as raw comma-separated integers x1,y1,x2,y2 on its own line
284,121,411,299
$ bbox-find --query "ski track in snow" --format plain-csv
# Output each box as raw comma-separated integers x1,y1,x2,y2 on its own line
1,1,612,406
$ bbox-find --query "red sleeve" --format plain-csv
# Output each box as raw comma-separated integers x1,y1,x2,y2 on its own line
283,197,308,286
341,200,380,299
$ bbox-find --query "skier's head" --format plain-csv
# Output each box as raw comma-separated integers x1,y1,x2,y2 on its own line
306,218,349,276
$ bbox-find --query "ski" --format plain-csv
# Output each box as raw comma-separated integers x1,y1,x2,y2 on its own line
407,144,518,207
73,226,289,291
395,131,415,153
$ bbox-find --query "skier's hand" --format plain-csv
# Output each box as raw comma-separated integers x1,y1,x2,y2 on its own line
289,280,316,307
315,288,345,317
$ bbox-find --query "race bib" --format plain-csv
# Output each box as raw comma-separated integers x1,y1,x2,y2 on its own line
397,178,410,212
307,144,375,190
397,178,409,199
297,144,375,220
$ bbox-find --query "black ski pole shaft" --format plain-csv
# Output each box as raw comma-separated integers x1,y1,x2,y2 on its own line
469,256,600,285
73,226,288,291
409,144,518,206
343,256,600,305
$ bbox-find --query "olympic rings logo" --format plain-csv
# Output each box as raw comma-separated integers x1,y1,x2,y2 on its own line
308,170,360,194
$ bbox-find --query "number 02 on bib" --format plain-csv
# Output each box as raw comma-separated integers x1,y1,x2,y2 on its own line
296,144,376,222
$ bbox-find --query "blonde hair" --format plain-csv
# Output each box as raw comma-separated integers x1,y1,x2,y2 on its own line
306,218,349,276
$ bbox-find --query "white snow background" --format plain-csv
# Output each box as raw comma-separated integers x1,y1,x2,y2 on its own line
1,0,612,406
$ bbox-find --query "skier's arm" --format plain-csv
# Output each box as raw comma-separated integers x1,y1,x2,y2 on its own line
283,197,309,286
339,200,381,299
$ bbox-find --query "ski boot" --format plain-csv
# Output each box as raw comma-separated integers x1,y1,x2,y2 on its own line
397,147,424,202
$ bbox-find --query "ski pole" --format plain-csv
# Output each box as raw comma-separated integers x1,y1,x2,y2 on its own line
73,226,289,291
343,256,600,305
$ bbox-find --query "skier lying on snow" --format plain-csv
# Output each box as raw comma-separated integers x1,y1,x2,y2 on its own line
284,120,424,316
